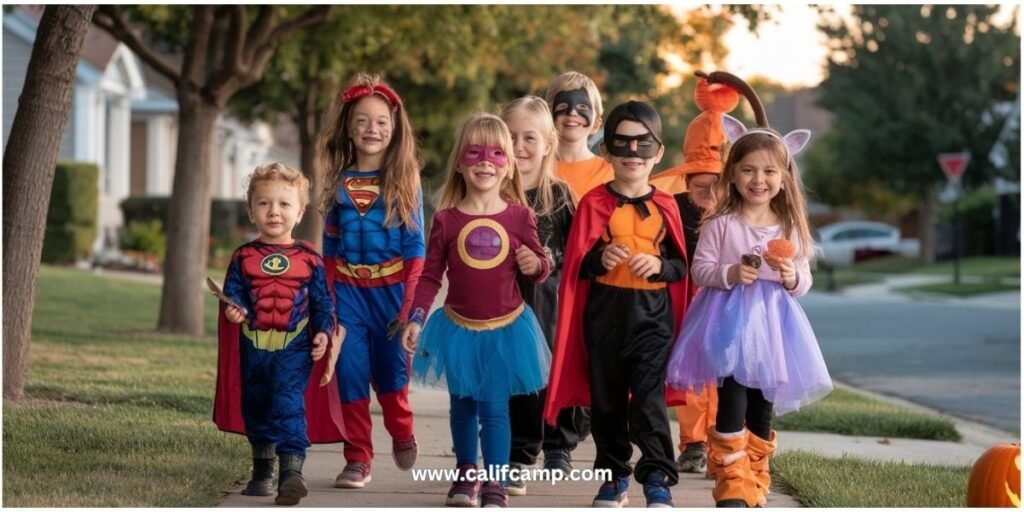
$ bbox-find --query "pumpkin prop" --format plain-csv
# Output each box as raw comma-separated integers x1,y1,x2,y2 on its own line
966,443,1020,507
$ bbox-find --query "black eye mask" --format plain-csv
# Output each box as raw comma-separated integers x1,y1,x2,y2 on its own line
607,133,662,159
552,88,594,127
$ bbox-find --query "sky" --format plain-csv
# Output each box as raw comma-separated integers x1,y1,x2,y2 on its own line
715,4,1019,89
660,4,845,90
722,4,841,88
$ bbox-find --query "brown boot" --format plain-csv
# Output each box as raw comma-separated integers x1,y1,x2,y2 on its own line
709,430,759,507
747,430,777,506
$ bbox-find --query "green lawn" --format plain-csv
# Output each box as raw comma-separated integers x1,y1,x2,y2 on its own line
4,266,246,507
772,450,970,507
896,281,1020,297
774,388,960,441
812,255,1019,293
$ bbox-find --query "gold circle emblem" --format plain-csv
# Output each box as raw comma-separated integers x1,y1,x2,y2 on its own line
456,218,509,270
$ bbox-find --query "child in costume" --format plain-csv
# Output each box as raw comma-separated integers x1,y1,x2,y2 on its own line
213,162,342,506
499,96,582,496
545,101,690,508
545,71,614,201
317,73,424,487
655,71,746,476
402,112,553,508
664,92,832,506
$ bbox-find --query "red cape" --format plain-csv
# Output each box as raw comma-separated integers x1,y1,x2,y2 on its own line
544,184,691,425
212,303,346,443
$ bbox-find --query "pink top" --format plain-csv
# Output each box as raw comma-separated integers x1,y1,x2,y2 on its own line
410,203,551,324
691,212,813,297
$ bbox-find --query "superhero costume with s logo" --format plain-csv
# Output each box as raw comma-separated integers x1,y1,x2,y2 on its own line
323,170,425,465
213,240,345,452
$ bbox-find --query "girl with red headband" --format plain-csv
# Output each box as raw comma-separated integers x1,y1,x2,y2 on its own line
316,73,424,489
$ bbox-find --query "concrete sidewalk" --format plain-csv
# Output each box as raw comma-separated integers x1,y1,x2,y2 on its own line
831,273,1020,310
218,380,1018,508
219,385,801,508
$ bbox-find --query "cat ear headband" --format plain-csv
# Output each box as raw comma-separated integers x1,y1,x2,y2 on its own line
721,114,811,163
699,71,811,164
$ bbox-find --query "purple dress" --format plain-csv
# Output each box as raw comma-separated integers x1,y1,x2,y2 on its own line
665,213,832,415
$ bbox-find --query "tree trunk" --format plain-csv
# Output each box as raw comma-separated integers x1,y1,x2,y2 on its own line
156,96,220,335
293,84,324,250
2,5,97,400
918,187,937,264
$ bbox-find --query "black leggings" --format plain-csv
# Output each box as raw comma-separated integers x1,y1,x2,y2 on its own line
715,377,773,440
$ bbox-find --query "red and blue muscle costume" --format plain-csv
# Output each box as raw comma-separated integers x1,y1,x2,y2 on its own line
323,170,425,465
213,240,344,455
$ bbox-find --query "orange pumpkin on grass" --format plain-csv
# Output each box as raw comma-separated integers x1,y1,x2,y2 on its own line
966,443,1020,507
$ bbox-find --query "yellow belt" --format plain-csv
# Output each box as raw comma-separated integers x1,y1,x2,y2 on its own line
443,304,524,332
335,258,404,280
242,317,308,351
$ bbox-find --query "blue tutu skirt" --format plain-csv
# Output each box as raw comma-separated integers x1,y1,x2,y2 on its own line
665,280,832,415
412,305,551,402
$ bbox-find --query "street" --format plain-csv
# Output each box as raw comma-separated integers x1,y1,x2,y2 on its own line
801,291,1020,433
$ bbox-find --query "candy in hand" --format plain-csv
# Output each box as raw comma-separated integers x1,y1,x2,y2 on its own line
741,254,762,269
766,239,796,259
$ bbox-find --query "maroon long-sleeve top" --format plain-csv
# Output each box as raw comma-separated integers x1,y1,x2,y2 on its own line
409,203,551,325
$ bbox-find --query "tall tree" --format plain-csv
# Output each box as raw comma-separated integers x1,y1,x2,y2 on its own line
92,6,330,335
3,5,98,400
813,5,1019,261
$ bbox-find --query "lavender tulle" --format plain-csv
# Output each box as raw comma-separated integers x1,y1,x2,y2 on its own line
412,305,550,402
665,280,832,415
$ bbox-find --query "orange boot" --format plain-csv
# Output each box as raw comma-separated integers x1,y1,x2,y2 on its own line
708,430,759,507
704,426,720,481
747,430,777,506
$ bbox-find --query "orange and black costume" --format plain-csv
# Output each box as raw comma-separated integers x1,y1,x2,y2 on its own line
545,183,690,485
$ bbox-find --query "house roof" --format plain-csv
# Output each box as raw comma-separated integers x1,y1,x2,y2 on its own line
16,6,120,70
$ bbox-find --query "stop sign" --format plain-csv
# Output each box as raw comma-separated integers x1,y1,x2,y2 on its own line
938,152,970,183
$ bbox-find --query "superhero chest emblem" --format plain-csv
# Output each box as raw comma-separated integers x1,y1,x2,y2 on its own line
261,253,290,275
344,176,380,216
456,218,509,270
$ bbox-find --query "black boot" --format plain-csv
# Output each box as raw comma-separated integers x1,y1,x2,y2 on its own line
275,454,308,506
241,443,276,497
717,499,749,507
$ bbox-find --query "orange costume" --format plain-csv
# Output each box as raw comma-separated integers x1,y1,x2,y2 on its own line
650,75,740,196
555,156,614,202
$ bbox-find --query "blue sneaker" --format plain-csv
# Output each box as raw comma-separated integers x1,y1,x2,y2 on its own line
592,475,629,507
643,471,673,508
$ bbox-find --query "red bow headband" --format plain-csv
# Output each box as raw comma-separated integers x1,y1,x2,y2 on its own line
340,84,402,111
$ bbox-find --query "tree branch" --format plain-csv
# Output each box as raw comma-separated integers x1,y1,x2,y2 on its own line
207,6,250,101
243,7,277,65
92,6,180,84
267,5,331,46
182,6,215,89
226,6,246,76
244,6,331,84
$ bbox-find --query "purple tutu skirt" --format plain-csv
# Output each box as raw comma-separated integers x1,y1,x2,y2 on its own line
665,280,832,415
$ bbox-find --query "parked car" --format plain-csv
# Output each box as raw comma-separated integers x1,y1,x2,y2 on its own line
813,221,903,266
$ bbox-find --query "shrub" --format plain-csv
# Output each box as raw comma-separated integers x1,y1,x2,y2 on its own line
41,162,99,263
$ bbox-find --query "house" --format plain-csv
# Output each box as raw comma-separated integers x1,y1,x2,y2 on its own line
3,7,298,255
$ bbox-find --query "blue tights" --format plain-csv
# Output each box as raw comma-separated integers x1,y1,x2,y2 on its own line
450,394,510,476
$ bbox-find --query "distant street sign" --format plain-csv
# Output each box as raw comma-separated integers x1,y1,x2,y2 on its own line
938,152,970,184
